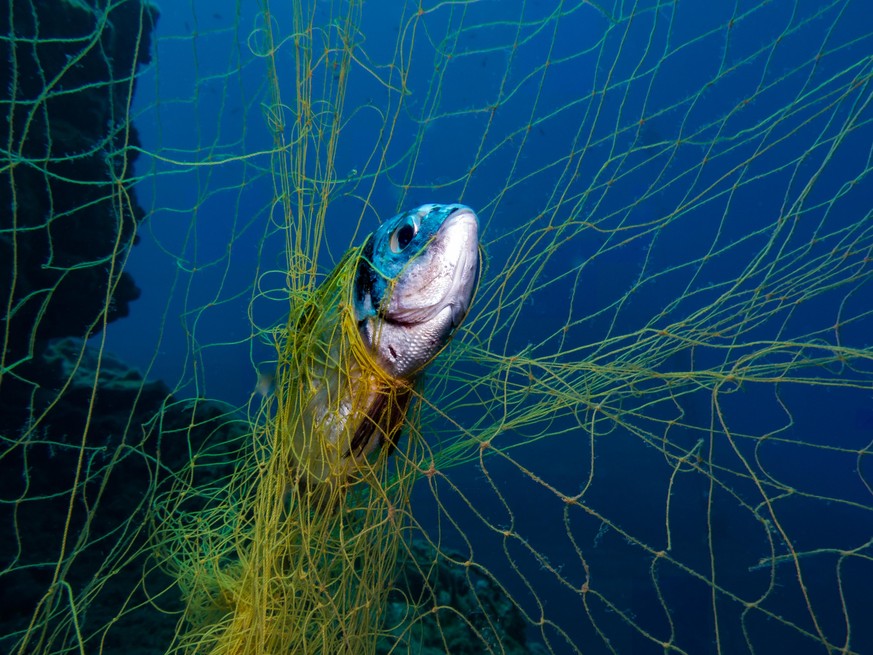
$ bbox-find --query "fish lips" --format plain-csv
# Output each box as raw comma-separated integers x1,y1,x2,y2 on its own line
381,205,479,331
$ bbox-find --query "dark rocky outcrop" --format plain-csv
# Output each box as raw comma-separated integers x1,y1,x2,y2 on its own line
0,337,248,654
0,2,166,650
380,539,546,655
0,0,158,370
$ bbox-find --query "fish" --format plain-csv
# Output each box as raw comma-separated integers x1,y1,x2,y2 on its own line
280,203,479,493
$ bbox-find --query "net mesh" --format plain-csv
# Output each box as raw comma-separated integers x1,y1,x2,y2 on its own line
1,0,871,653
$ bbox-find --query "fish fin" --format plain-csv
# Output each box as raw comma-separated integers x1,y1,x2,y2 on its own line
347,386,413,459
382,387,412,458
348,393,385,457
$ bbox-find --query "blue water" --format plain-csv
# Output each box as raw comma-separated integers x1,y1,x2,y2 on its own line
104,1,872,653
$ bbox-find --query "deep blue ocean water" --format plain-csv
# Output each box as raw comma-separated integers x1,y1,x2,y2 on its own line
100,1,872,652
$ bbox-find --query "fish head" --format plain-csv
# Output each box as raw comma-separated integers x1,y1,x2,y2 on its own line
353,203,480,379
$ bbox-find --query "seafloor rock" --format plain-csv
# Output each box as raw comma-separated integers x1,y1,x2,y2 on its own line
380,539,547,654
0,0,158,367
0,338,246,654
0,3,160,640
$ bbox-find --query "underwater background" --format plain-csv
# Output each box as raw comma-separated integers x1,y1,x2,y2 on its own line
2,0,872,653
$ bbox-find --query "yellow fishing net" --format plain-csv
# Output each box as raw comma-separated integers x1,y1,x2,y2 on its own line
2,0,871,654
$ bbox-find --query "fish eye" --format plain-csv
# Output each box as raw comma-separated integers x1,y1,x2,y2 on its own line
389,215,420,253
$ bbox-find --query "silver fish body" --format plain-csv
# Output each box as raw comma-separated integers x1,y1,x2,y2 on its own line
283,204,479,491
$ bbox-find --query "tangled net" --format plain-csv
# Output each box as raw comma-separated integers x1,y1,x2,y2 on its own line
1,0,871,654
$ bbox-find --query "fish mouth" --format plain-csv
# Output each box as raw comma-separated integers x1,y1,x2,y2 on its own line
439,206,479,327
